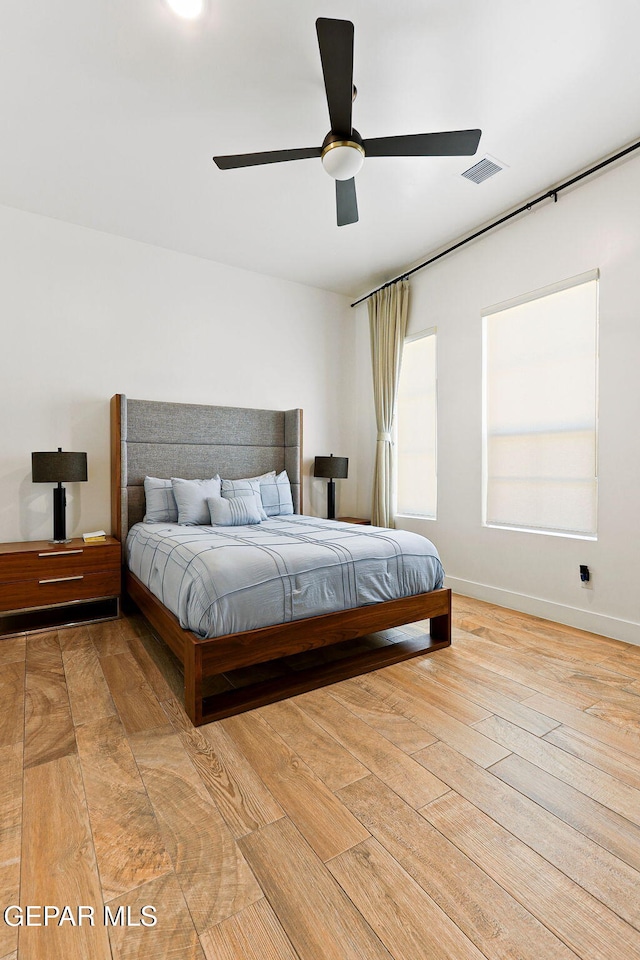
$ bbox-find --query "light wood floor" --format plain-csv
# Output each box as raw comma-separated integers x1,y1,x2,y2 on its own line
2,596,640,959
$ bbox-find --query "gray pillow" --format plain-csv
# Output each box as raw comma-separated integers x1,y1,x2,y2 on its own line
221,478,268,519
208,494,264,526
171,476,221,525
259,470,294,516
143,476,178,523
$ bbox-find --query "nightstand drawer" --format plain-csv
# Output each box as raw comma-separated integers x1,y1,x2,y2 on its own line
0,569,121,612
0,543,120,583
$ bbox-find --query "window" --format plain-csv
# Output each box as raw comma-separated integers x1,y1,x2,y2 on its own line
396,330,437,518
482,271,599,538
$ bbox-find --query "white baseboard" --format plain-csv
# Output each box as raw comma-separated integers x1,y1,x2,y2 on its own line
445,576,640,646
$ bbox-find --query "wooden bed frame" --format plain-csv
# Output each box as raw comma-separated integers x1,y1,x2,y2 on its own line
111,394,451,726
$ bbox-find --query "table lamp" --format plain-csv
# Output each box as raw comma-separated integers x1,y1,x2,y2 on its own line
314,455,348,520
32,447,88,543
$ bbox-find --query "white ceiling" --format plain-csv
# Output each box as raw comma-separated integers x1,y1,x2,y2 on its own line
2,1,639,298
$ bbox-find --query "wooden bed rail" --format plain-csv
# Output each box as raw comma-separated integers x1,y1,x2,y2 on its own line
126,570,451,726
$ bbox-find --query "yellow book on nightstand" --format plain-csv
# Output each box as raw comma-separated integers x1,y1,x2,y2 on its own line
82,530,107,542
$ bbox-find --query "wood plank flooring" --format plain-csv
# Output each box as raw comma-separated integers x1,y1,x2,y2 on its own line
1,595,640,959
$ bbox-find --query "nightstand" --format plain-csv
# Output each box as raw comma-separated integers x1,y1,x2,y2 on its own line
336,517,371,525
0,536,121,636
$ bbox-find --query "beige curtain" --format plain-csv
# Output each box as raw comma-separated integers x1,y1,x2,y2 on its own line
368,279,409,527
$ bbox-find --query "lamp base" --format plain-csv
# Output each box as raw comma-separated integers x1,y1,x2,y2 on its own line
48,538,72,545
52,484,68,543
327,479,336,520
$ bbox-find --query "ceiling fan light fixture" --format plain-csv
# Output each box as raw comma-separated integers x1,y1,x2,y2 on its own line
321,140,365,180
165,0,205,20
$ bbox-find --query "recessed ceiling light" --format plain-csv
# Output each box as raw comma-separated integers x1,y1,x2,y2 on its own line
165,0,205,20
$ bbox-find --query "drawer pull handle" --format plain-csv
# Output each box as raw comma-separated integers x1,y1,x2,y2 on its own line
39,575,85,585
38,549,84,557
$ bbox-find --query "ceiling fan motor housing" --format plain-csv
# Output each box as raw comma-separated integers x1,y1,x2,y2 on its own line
321,130,365,180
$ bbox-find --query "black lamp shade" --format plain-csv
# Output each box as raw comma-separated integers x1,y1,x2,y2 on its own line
314,455,348,480
32,451,88,484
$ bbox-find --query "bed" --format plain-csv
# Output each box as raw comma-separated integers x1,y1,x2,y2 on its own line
111,394,451,726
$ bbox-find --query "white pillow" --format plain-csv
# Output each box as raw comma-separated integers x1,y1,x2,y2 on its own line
143,476,178,523
259,470,294,516
208,494,264,526
221,478,268,519
171,476,221,525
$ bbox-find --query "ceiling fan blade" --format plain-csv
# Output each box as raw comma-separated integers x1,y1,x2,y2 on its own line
316,18,354,136
363,129,482,158
336,178,358,226
213,146,321,170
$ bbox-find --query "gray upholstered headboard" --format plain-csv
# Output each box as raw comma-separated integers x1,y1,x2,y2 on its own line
110,394,302,544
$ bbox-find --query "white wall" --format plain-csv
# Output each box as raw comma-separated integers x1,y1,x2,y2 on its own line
0,204,357,544
354,153,640,643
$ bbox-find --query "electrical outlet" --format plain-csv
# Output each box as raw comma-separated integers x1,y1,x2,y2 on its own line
580,564,591,588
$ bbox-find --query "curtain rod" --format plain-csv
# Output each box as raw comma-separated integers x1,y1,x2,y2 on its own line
350,137,640,308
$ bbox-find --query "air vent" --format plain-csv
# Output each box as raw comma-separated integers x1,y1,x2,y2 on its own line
461,156,504,184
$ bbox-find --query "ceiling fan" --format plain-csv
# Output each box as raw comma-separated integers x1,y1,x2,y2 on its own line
213,18,482,226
